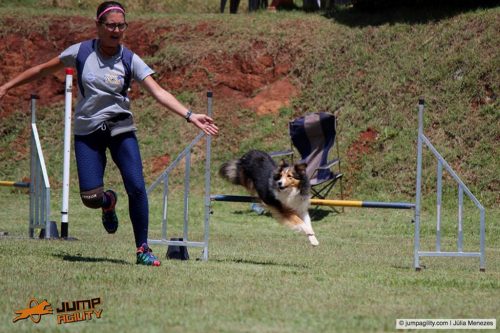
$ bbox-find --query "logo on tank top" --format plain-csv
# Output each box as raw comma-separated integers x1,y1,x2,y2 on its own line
104,72,122,87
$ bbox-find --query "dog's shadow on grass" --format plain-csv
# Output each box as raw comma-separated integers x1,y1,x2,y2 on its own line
391,264,414,270
231,210,271,217
310,208,338,221
53,252,131,265
213,258,309,269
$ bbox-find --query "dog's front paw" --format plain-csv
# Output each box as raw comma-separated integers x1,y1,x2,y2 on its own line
308,234,319,246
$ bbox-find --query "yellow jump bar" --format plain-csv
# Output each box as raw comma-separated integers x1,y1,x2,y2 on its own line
311,198,415,209
310,199,363,207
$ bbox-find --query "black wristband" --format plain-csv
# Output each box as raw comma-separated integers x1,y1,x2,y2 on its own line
185,109,193,122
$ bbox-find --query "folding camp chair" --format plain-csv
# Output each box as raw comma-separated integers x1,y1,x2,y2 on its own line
252,112,343,216
288,112,344,212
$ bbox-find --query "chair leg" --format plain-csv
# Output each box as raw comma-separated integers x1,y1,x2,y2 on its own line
310,180,342,216
312,180,337,200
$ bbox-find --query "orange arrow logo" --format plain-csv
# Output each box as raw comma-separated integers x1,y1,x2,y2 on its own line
13,298,53,323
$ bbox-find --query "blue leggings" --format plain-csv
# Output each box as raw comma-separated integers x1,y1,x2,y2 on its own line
74,129,148,248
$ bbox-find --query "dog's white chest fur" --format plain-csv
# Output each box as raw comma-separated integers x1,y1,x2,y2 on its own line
274,187,310,215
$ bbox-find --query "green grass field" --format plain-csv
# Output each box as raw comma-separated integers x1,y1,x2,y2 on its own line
1,186,499,332
0,1,499,332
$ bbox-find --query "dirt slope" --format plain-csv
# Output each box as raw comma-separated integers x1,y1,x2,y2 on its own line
0,16,298,118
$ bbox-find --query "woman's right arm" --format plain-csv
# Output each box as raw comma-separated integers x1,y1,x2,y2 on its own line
0,56,65,99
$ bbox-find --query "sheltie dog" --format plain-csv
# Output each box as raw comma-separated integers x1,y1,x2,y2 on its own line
219,150,319,246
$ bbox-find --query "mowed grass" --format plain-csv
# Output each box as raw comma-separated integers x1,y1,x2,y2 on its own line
0,188,498,332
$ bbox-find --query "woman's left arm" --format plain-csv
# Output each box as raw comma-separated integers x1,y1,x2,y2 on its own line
140,76,218,136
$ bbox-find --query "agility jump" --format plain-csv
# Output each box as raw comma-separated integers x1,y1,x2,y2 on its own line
146,91,213,261
2,70,74,239
210,99,486,270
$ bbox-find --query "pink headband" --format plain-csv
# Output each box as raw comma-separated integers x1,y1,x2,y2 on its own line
97,6,125,21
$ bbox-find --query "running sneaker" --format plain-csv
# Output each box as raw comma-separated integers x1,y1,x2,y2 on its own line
136,243,161,266
101,190,118,234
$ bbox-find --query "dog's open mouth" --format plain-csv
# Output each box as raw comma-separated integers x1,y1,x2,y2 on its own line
277,184,288,191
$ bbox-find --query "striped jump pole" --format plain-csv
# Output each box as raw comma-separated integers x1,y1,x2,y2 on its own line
60,68,73,239
210,195,415,209
310,198,415,210
210,195,260,203
0,181,30,188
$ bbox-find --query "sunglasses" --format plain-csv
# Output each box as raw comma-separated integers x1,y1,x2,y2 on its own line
100,22,128,32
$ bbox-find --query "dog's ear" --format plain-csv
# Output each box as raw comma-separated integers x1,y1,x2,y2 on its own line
279,159,289,168
294,162,307,175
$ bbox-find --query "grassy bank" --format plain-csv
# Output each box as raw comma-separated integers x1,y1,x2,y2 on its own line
0,4,498,206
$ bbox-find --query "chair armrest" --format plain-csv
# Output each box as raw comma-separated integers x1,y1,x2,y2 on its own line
269,149,294,158
317,158,340,170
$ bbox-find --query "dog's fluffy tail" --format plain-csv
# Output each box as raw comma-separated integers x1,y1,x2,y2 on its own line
219,159,242,185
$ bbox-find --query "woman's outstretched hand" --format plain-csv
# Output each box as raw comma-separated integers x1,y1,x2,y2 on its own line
190,114,219,136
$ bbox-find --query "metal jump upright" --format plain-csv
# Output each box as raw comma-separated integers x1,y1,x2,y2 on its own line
414,99,486,271
146,92,213,261
29,95,53,238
